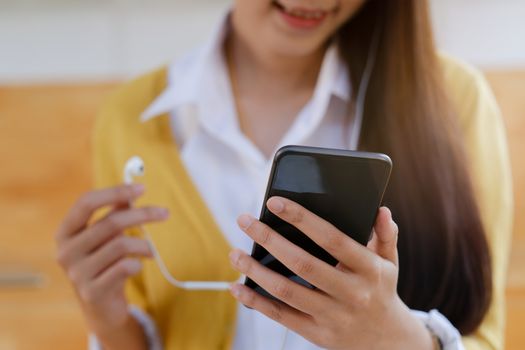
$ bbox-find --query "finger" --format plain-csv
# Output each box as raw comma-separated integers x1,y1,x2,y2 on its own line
70,237,152,285
78,257,142,303
59,206,168,266
237,214,355,296
95,258,142,296
76,206,168,254
112,200,131,212
230,283,317,336
229,249,330,316
266,196,377,273
56,184,145,243
368,207,398,266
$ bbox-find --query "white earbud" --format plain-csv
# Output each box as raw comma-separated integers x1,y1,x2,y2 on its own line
124,156,145,184
122,156,240,291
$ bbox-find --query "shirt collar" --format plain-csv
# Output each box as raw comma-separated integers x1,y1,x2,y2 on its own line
140,11,351,123
140,10,230,122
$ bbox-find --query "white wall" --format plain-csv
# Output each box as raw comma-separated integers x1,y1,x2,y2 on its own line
429,0,525,69
0,0,230,83
0,0,524,83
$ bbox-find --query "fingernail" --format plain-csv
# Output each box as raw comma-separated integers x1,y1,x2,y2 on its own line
157,208,170,219
391,220,399,235
229,250,242,265
267,197,284,213
230,284,241,298
130,260,143,273
132,183,145,195
237,214,254,230
145,243,154,257
382,206,392,220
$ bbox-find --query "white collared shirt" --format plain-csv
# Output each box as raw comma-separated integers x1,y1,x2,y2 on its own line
90,12,464,350
144,15,351,350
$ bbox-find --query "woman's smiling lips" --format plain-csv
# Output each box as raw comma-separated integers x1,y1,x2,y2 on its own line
272,1,335,30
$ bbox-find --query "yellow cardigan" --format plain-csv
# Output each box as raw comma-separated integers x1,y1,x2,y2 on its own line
92,55,513,350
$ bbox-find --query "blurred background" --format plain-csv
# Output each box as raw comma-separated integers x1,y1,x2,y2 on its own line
0,0,523,349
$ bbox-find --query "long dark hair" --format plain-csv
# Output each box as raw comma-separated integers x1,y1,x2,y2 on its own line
338,0,492,334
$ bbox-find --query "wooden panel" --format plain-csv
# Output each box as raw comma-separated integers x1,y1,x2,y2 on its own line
486,71,525,241
0,71,523,349
504,235,525,350
485,71,525,350
0,84,115,350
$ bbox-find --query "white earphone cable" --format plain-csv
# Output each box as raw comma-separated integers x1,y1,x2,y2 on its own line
124,176,241,291
347,24,381,150
139,225,242,290
280,328,290,350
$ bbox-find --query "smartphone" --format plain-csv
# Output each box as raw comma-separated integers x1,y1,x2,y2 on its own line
244,145,392,298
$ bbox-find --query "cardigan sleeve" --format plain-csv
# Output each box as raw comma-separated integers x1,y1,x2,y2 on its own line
441,55,514,350
88,306,163,350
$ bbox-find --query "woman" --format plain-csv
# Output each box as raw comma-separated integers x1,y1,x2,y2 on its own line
55,0,513,349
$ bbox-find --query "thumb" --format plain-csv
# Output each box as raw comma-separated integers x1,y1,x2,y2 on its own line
368,207,399,266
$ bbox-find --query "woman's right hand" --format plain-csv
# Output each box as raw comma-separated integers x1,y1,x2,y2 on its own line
55,184,169,339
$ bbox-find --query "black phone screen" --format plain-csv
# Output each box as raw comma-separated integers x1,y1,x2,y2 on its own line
244,146,392,296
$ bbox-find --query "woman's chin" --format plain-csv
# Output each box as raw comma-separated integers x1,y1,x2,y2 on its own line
265,34,328,59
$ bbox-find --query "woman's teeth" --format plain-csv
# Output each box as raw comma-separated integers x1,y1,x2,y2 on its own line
286,8,325,19
274,1,326,20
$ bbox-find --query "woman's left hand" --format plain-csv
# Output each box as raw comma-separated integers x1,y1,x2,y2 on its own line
229,196,434,350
